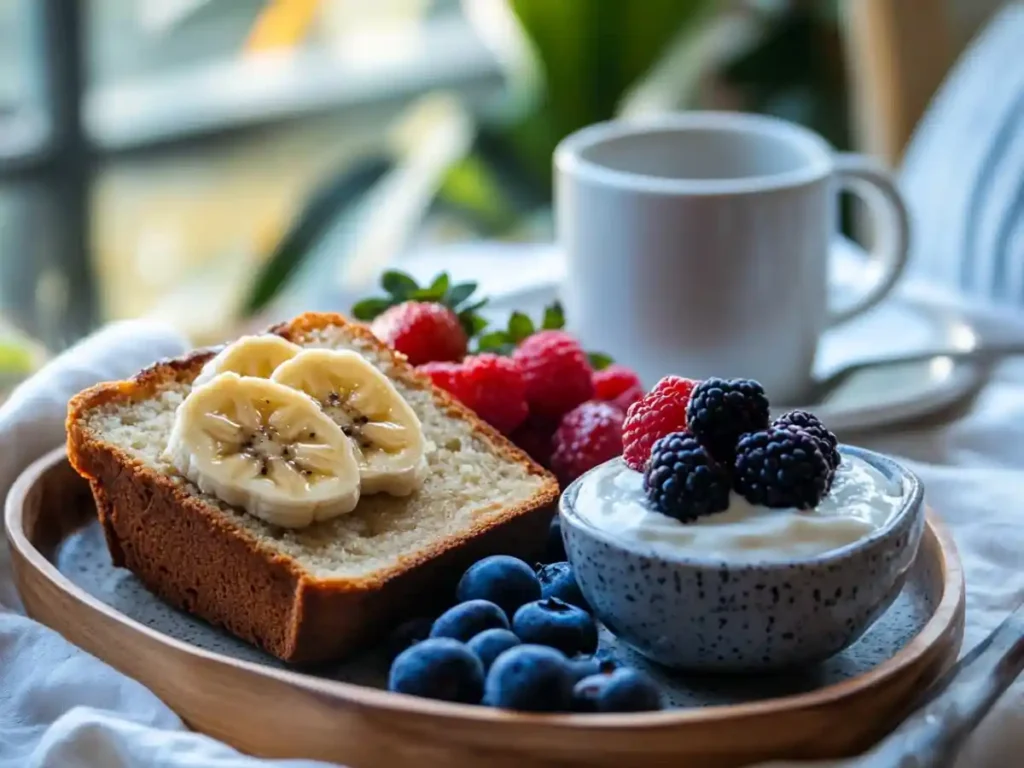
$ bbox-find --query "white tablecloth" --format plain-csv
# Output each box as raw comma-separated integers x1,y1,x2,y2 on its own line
1,303,1023,768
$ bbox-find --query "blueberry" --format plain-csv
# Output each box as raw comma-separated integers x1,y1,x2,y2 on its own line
456,556,541,618
467,628,521,672
483,644,574,711
512,597,598,656
567,653,618,683
430,599,509,642
572,668,662,712
385,617,433,661
536,561,589,611
388,638,484,704
546,515,567,562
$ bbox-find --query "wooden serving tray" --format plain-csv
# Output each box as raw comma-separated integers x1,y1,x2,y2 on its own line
6,447,966,768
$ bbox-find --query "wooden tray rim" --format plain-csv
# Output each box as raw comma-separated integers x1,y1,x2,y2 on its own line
6,446,966,732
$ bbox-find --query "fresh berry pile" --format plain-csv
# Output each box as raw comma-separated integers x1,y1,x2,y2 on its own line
354,271,840,508
386,553,662,712
621,375,839,520
354,270,636,485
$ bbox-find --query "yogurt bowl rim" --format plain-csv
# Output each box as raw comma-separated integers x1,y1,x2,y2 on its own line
559,444,923,570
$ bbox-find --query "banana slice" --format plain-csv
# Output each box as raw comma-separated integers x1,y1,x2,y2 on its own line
166,372,361,528
271,349,428,496
193,335,301,387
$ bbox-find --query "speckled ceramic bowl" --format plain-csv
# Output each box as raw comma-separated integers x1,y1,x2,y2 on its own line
560,446,925,672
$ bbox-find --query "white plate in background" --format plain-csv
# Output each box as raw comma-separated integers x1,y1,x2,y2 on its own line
398,239,985,433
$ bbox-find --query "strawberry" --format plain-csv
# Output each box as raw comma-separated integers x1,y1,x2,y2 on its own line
370,301,468,366
593,364,643,412
417,361,473,405
460,354,529,435
512,330,594,421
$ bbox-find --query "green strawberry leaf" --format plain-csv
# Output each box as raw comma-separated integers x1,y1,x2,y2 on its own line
541,301,565,330
381,270,419,300
507,311,535,343
351,297,393,321
476,330,514,354
457,297,488,315
430,272,451,295
461,312,489,337
445,281,478,309
588,351,614,370
411,285,447,301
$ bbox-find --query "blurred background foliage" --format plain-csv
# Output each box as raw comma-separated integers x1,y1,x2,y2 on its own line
246,0,850,318
0,0,854,381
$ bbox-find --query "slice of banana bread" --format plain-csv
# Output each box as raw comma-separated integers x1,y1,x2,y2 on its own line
66,312,559,664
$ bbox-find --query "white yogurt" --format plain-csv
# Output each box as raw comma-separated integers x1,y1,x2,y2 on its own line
573,456,904,562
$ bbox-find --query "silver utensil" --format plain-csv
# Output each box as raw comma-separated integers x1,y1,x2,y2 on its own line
803,342,1024,404
763,601,1024,767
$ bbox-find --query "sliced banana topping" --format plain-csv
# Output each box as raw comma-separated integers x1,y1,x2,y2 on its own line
271,349,428,496
166,372,361,528
193,335,301,387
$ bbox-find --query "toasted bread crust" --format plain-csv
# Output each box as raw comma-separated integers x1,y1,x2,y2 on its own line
66,313,559,663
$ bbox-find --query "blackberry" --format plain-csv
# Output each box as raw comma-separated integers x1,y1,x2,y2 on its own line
733,427,830,509
773,409,840,472
643,432,730,522
686,378,770,462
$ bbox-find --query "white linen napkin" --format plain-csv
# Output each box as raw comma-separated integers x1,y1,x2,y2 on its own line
0,318,1021,768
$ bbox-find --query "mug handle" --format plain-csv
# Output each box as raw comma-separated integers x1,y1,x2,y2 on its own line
827,153,911,326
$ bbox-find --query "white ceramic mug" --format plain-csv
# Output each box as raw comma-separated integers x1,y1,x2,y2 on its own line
555,112,910,405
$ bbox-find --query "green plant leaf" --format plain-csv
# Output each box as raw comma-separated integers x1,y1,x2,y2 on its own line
445,281,478,309
382,270,420,300
541,301,565,330
351,297,392,321
243,154,393,315
507,311,535,342
0,340,37,374
504,0,716,190
588,351,614,370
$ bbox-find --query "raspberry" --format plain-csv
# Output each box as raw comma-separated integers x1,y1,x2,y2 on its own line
621,376,698,471
610,384,644,413
510,417,558,468
593,364,641,401
593,364,644,413
460,354,529,435
686,378,770,463
733,427,830,509
417,361,473,405
512,331,594,420
550,401,624,486
371,301,467,366
773,409,840,472
643,432,731,521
